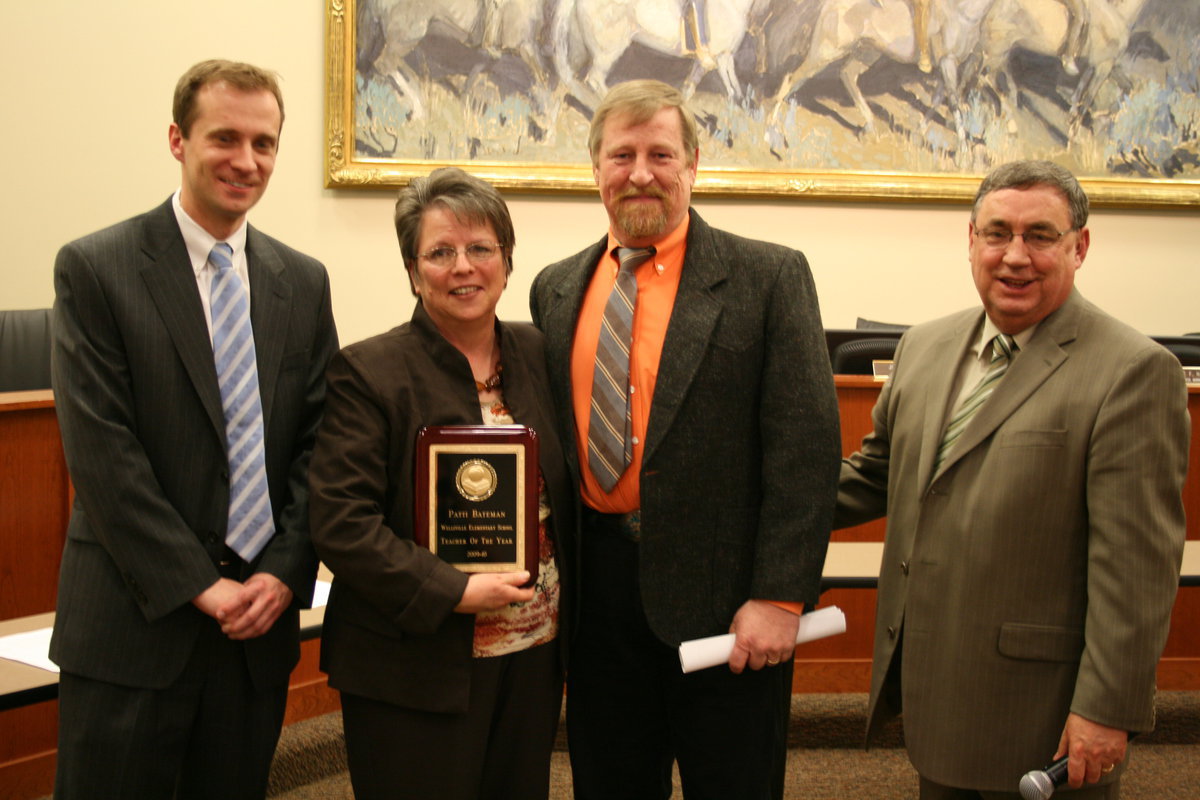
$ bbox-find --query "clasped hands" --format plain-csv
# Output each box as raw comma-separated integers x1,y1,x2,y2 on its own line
193,573,293,640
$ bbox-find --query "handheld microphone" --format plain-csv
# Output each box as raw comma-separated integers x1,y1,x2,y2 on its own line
1018,756,1069,800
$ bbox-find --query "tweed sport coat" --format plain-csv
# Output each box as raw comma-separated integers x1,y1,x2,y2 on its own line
530,209,841,646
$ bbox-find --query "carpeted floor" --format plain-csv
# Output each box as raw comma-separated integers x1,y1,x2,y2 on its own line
264,692,1200,799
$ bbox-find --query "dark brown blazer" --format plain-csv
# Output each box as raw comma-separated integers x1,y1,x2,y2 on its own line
529,209,841,645
308,303,575,714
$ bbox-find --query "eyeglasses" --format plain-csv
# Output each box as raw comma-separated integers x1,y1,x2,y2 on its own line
418,242,504,268
975,226,1078,251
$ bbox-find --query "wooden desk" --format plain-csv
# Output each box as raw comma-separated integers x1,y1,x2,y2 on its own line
819,541,1200,590
0,613,55,712
0,391,69,620
0,604,329,714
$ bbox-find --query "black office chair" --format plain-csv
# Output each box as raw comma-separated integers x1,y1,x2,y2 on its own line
1160,341,1200,367
831,337,899,375
854,317,910,332
0,308,53,391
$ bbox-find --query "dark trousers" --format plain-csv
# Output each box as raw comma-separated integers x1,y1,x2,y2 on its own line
341,640,563,800
54,621,288,800
567,514,792,800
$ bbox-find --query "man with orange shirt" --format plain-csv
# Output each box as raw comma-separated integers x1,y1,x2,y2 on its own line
530,79,840,800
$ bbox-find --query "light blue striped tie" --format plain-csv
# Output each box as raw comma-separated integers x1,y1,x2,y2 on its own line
587,246,654,491
935,334,1016,471
209,243,274,562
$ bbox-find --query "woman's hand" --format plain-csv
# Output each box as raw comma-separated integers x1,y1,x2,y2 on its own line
454,571,534,613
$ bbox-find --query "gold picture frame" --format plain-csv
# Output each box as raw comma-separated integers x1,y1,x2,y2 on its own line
325,0,1200,208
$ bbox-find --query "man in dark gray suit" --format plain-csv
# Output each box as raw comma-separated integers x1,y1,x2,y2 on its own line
530,79,840,800
49,59,338,800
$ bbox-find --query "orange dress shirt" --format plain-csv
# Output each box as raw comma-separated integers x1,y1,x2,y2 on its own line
570,218,687,515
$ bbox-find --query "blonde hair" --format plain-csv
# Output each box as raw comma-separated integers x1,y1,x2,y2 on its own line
588,80,699,167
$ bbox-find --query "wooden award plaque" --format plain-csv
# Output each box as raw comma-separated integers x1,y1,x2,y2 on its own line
414,424,539,582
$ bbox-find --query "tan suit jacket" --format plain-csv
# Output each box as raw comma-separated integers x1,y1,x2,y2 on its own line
837,290,1188,791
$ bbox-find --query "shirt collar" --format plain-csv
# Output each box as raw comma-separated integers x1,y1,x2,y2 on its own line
171,189,249,277
604,214,690,276
976,315,1038,363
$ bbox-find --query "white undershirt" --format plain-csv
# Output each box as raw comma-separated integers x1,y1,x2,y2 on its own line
171,189,250,343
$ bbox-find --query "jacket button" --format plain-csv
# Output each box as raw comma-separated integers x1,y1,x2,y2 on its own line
887,626,897,640
900,560,910,575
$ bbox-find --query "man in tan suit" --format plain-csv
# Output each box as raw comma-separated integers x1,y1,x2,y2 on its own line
837,160,1188,798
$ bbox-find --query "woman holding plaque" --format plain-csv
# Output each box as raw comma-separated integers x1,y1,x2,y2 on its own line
309,167,574,800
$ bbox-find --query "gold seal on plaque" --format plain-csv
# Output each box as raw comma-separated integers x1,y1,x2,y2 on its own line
456,458,498,501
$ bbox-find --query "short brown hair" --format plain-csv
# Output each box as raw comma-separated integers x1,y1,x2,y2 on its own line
394,167,516,296
173,59,284,138
972,160,1089,230
588,80,699,167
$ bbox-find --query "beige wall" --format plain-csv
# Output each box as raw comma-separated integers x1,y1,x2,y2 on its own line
5,0,1198,349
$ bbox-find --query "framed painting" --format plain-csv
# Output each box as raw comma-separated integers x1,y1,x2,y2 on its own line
325,0,1200,206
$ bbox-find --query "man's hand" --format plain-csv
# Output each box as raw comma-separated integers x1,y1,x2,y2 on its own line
192,577,245,619
727,599,800,674
454,572,534,613
215,573,294,641
1054,712,1128,788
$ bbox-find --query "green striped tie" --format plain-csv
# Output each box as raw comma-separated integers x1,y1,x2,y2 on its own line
935,334,1016,471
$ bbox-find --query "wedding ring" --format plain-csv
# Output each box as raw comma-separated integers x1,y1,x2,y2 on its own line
1102,764,1115,774
766,657,779,666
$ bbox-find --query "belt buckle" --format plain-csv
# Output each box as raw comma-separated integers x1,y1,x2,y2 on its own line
619,510,641,541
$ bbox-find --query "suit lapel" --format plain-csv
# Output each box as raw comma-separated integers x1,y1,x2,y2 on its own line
920,313,980,489
246,227,291,427
137,200,226,439
643,212,725,464
542,237,607,444
932,294,1081,480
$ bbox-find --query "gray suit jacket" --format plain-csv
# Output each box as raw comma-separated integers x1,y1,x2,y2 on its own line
50,198,339,690
837,290,1188,791
531,210,840,645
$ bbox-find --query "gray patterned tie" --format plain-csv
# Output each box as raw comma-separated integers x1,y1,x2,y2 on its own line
588,246,655,491
935,333,1016,471
209,243,275,562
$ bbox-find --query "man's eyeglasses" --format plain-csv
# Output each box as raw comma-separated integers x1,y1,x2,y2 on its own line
975,226,1078,251
418,242,504,268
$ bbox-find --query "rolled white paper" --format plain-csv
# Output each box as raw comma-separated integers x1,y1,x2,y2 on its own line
678,605,847,673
